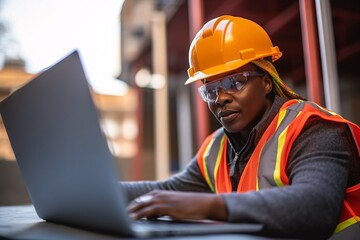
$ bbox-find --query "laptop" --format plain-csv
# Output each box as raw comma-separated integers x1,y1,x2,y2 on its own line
0,50,263,237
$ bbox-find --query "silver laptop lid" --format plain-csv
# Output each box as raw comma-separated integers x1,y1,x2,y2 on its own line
0,50,133,236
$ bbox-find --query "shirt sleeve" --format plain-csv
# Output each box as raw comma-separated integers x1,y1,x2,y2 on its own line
222,117,354,239
120,156,212,201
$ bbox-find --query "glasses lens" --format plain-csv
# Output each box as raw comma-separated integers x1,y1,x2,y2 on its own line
198,71,264,102
198,86,208,102
201,82,219,102
220,77,235,91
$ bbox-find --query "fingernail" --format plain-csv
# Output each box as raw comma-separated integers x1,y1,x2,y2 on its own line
129,213,137,220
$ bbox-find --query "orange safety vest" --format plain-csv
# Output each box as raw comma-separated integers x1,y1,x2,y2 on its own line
197,99,360,239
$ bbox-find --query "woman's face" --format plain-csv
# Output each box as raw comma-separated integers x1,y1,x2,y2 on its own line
206,63,273,133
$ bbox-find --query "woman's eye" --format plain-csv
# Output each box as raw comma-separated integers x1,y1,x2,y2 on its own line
208,88,217,94
234,81,244,88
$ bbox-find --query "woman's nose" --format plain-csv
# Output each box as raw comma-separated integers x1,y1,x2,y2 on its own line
215,88,232,106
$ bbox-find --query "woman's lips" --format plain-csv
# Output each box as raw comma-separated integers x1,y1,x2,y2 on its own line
219,111,239,122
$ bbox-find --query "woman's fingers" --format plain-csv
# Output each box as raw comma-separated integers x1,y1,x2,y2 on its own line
127,190,227,221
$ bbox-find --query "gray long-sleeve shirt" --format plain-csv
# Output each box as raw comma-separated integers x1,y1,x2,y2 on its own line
121,96,360,239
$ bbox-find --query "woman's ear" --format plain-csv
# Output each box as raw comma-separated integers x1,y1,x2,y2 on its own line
263,74,273,94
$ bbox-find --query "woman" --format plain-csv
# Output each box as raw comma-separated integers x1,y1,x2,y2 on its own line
122,15,360,239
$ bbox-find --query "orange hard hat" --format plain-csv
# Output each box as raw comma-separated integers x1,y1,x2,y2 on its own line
185,15,282,85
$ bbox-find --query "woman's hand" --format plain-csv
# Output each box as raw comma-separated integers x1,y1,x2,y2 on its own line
127,190,228,221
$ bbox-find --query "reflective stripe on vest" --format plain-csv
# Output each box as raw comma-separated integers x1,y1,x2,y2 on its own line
197,129,229,193
197,99,360,238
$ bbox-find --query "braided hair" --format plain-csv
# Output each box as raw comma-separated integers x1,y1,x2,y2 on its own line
252,58,305,100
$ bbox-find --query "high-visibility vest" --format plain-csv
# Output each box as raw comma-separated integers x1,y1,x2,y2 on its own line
197,99,360,239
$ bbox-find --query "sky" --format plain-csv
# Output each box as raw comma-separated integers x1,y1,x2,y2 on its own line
0,0,127,95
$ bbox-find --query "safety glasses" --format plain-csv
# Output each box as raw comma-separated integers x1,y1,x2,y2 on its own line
198,71,265,103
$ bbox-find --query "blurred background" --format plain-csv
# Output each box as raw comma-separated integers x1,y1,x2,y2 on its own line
0,0,359,205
